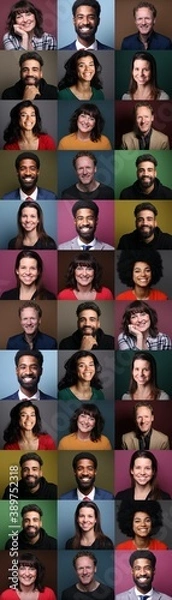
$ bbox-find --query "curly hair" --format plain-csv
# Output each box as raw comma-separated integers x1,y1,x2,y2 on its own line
64,252,103,292
117,249,163,288
3,400,44,444
134,201,158,217
12,200,50,249
69,103,105,142
121,300,158,337
4,101,44,144
129,350,160,400
129,450,161,500
14,348,43,368
15,151,40,170
129,52,160,100
129,548,156,568
69,500,109,549
72,0,101,18
58,350,102,390
58,50,102,91
70,403,105,441
14,250,49,300
6,0,44,37
18,552,45,591
117,499,163,537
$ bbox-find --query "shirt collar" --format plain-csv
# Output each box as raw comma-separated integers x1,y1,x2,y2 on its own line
20,187,38,202
18,388,40,401
76,39,98,50
77,486,95,501
135,587,153,598
77,236,96,249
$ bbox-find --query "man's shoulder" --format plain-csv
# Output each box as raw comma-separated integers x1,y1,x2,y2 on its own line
1,391,19,401
39,389,57,400
2,189,20,200
58,237,79,250
35,331,57,349
60,39,113,50
121,31,172,50
59,331,80,350
60,486,114,499
37,187,57,200
119,184,136,199
61,184,79,199
116,588,135,600
118,230,138,249
2,80,22,99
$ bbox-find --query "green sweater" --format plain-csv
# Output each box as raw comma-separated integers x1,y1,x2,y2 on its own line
57,87,104,100
58,387,105,400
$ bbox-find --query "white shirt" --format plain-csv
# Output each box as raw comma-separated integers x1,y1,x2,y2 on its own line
135,587,153,599
18,389,40,401
20,187,38,202
77,486,95,501
76,39,98,50
77,236,96,249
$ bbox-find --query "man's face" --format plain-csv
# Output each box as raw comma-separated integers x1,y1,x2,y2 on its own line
73,5,99,43
131,558,154,592
22,510,42,539
135,106,154,135
136,209,157,239
75,156,96,186
16,355,42,392
78,309,100,337
20,59,42,87
136,406,154,435
17,158,40,192
75,556,96,587
20,307,41,337
134,6,155,37
74,458,97,492
21,460,42,490
137,161,156,190
74,208,97,242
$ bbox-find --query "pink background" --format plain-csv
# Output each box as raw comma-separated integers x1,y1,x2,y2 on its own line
0,0,57,48
114,450,172,496
0,250,57,296
57,200,115,247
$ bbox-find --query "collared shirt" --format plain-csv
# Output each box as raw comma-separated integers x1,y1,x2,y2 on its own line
138,430,151,450
137,129,152,150
18,389,40,401
135,587,153,599
76,39,98,50
3,32,57,50
20,187,38,202
118,332,172,351
77,486,95,501
77,236,96,249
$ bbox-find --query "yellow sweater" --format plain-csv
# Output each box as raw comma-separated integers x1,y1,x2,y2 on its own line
58,433,112,450
57,133,112,150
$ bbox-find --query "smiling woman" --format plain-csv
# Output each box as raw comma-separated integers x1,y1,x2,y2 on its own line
3,0,57,50
0,250,56,300
58,50,104,101
1,552,57,599
65,500,113,549
58,103,112,150
118,300,172,350
121,351,170,401
58,403,112,450
122,52,169,100
116,500,168,550
3,101,56,150
7,201,57,250
58,350,104,401
3,400,56,450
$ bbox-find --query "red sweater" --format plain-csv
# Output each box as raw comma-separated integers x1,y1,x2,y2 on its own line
4,433,56,450
4,134,56,150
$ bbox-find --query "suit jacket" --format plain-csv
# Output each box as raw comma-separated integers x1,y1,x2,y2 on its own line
58,236,114,250
1,390,57,401
116,588,172,600
2,187,57,200
60,40,113,50
121,128,170,150
6,330,57,350
60,486,114,499
122,428,170,450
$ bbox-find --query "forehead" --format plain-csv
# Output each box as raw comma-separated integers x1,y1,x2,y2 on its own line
133,457,152,468
133,261,150,269
20,307,38,317
76,458,95,468
23,511,40,519
22,459,40,468
132,558,152,569
78,309,99,319
133,358,150,368
136,106,152,117
18,159,38,169
135,6,153,17
136,210,155,219
136,406,152,417
133,59,150,69
75,208,95,218
21,59,42,70
17,257,38,268
20,406,36,415
76,156,95,168
77,355,95,364
76,556,95,568
137,161,155,169
75,5,97,17
17,355,39,367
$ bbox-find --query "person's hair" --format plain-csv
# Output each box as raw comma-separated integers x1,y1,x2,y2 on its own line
72,452,98,470
21,503,43,518
117,499,163,537
133,1,157,19
129,52,160,100
14,250,48,299
136,154,157,169
129,450,161,499
72,0,101,18
12,200,50,249
134,201,158,217
129,549,156,568
69,500,108,548
72,200,99,219
69,403,105,441
64,251,103,292
134,400,154,418
120,300,158,337
134,101,154,117
15,151,40,170
3,101,44,144
69,103,105,142
58,50,102,91
73,151,97,169
18,553,45,591
19,51,44,68
19,300,42,319
117,249,163,288
76,302,101,318
19,452,43,467
129,351,160,401
58,350,102,390
3,400,45,444
73,550,97,569
6,1,44,37
14,348,43,368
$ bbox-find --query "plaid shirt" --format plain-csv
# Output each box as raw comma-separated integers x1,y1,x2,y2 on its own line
118,332,172,350
3,32,57,50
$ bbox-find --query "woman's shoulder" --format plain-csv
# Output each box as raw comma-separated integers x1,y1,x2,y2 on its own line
58,288,75,299
158,390,170,400
37,289,56,300
116,290,134,300
91,388,104,400
57,88,73,99
98,135,112,149
4,141,19,150
38,433,56,450
121,393,131,400
38,134,56,150
36,236,57,249
116,539,134,550
39,587,57,600
158,89,170,100
149,539,168,549
8,237,17,249
121,93,131,100
58,387,73,400
115,488,132,500
58,433,75,450
58,133,76,150
96,287,113,299
92,87,104,99
0,288,18,300
65,536,75,549
98,435,112,450
149,289,168,300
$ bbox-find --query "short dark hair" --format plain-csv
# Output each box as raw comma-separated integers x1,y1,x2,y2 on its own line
134,101,154,115
72,0,101,18
20,453,43,467
69,103,105,142
21,504,43,518
15,349,43,368
19,301,42,319
72,200,99,218
15,152,40,170
70,403,105,441
73,550,97,569
136,154,157,168
76,302,101,317
73,151,97,169
72,452,98,470
19,51,44,68
134,202,158,217
133,2,157,19
129,549,156,568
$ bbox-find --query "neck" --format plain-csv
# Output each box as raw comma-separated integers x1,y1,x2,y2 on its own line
134,534,150,549
77,130,92,140
20,430,35,441
133,285,150,300
77,35,95,47
77,179,99,192
20,130,36,142
77,579,98,592
77,430,91,440
20,385,37,397
81,529,95,544
76,282,93,292
19,282,37,300
19,582,36,593
24,329,38,344
21,185,37,195
134,481,152,499
23,230,39,244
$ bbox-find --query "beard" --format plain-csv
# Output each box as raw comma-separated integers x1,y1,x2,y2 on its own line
23,475,42,489
74,23,98,41
138,225,155,239
75,474,95,492
139,176,155,190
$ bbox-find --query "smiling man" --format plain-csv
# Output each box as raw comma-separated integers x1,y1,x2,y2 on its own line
60,0,112,50
2,152,57,200
60,452,114,499
122,402,170,450
1,349,56,401
2,51,57,99
121,2,172,50
6,301,57,350
116,550,171,600
118,202,172,249
61,152,114,199
120,155,172,199
2,452,57,500
121,103,170,150
58,200,114,250
62,551,114,599
5,504,57,550
59,302,114,350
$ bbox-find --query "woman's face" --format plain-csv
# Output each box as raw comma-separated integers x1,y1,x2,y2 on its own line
77,506,96,532
132,262,152,288
132,358,151,385
131,457,154,486
132,511,152,537
75,264,94,288
19,106,36,132
129,311,151,333
77,112,96,135
20,206,39,233
15,10,36,33
77,412,96,435
16,257,39,286
19,406,36,431
77,55,95,82
18,564,37,587
76,355,96,383
132,59,151,85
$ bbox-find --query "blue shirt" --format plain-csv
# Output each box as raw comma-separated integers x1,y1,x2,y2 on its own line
121,30,172,50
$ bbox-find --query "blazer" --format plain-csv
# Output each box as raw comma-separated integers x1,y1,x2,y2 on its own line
1,390,57,401
60,39,113,50
116,588,172,600
6,331,57,350
58,236,114,250
121,128,170,150
60,486,114,499
122,428,170,450
2,187,57,200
